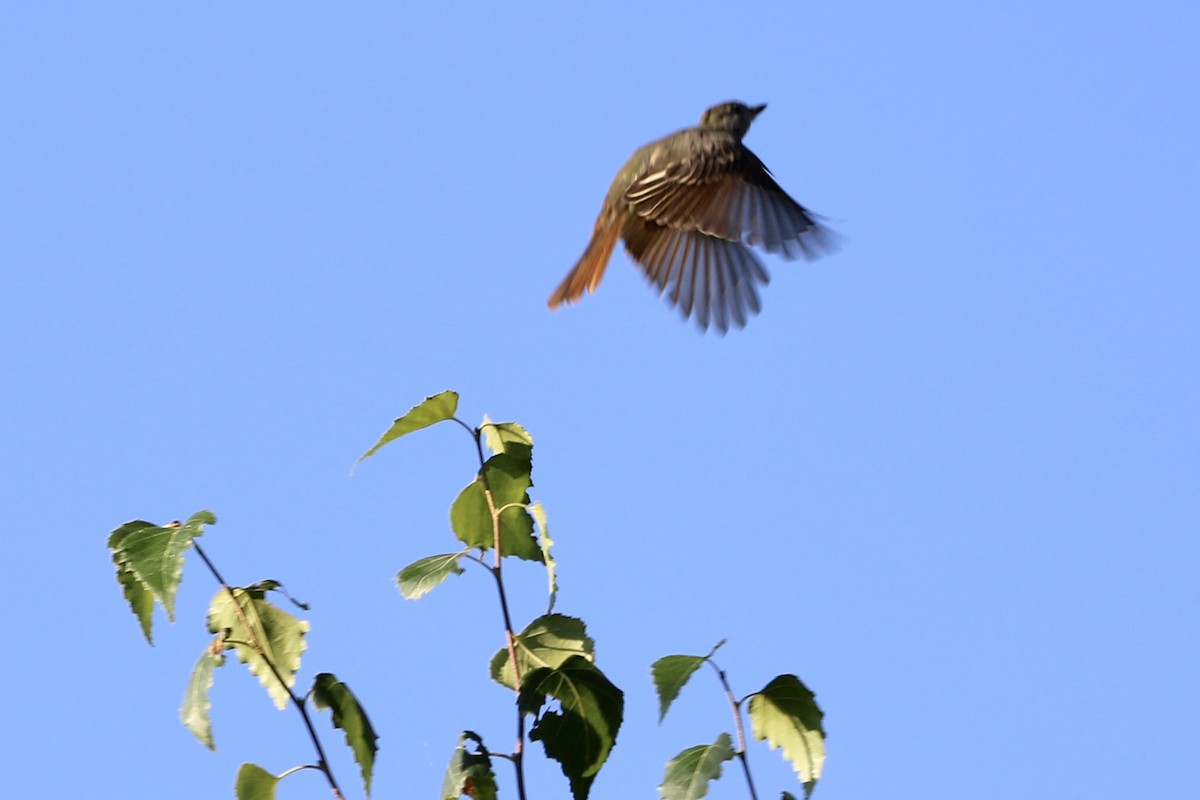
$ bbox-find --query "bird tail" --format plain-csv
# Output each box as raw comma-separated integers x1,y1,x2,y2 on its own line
547,214,622,308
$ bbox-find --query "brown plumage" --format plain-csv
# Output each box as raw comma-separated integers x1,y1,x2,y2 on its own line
548,101,836,332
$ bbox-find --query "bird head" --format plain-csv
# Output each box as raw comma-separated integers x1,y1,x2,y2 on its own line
699,101,766,138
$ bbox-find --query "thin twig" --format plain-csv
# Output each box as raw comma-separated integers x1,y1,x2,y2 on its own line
707,659,759,800
192,542,346,800
469,425,529,800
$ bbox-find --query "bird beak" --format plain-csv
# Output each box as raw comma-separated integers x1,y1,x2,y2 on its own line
751,104,767,117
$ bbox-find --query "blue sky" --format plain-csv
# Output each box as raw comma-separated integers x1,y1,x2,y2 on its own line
3,3,1197,798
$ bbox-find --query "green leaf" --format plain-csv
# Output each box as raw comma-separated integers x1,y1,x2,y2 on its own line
449,453,541,561
747,675,826,799
113,552,156,643
530,502,558,612
235,763,279,800
480,416,533,462
782,793,798,800
651,656,705,723
441,731,498,800
354,391,459,468
520,656,624,800
651,641,723,722
658,733,735,800
107,511,215,642
396,552,467,600
491,613,595,690
312,673,379,798
207,583,310,710
181,644,225,749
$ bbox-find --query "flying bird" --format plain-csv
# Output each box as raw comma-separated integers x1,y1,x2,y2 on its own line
548,101,836,332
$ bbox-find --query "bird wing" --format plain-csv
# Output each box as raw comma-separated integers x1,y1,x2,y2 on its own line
623,137,833,259
622,218,770,333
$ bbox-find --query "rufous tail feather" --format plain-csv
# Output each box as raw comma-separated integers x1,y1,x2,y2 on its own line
547,216,622,308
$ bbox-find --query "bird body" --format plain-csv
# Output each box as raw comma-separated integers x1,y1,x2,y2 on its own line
548,101,834,332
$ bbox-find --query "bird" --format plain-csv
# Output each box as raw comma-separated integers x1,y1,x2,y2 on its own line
548,101,836,332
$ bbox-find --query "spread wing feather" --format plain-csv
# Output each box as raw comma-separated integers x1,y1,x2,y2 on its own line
623,140,833,257
622,219,769,333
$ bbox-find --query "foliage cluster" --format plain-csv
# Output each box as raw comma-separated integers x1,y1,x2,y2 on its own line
108,391,825,800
